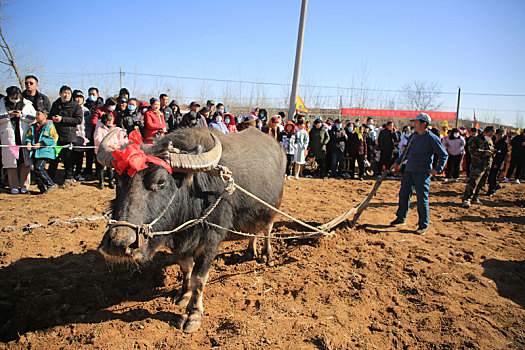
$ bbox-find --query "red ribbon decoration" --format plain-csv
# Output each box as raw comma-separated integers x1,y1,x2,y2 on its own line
128,129,143,144
111,130,173,177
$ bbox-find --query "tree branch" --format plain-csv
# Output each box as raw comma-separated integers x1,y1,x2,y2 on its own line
0,21,24,89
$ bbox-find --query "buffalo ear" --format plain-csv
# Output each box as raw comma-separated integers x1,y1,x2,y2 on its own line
187,144,204,155
182,173,194,187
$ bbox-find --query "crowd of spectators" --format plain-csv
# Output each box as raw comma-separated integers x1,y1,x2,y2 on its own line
0,76,524,201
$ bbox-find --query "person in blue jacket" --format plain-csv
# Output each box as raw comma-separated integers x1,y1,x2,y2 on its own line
25,109,59,193
389,113,448,235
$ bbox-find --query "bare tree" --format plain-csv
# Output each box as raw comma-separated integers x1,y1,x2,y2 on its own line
401,80,443,111
354,63,372,109
515,112,523,129
197,79,211,104
0,2,23,88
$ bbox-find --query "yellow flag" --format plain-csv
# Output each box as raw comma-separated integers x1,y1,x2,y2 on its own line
296,95,310,114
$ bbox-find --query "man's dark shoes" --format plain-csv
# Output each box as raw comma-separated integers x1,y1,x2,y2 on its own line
390,218,406,226
472,198,483,205
108,180,115,189
415,227,427,235
44,184,57,194
62,179,74,188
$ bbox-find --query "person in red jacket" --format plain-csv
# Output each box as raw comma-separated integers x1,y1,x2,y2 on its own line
224,113,238,134
143,98,167,143
91,97,117,131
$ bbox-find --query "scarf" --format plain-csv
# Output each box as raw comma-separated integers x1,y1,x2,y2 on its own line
356,126,363,141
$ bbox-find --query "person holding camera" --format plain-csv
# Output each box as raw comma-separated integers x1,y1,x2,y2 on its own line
0,86,36,194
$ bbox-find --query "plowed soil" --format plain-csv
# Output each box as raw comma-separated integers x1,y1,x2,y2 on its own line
0,175,524,349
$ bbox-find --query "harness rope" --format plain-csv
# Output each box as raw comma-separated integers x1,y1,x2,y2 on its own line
106,164,332,242
107,135,419,242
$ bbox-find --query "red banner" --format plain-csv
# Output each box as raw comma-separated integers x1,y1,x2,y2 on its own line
341,108,456,121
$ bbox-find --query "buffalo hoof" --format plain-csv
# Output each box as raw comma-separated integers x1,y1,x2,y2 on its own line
175,292,191,309
177,311,203,333
259,254,274,266
245,249,257,260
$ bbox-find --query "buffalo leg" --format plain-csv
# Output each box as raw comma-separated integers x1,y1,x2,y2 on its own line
263,222,274,265
175,256,194,308
246,238,258,259
178,241,219,332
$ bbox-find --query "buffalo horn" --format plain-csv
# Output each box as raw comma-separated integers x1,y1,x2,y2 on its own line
96,128,120,167
167,133,222,172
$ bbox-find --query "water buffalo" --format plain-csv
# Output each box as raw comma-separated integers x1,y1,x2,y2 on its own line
97,127,286,332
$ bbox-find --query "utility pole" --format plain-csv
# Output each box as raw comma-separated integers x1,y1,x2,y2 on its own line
119,67,123,90
455,87,461,128
287,0,308,121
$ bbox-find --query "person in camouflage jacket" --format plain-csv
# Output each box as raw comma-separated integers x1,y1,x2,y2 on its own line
462,126,495,207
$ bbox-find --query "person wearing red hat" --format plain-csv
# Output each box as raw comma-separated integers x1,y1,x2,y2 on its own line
223,113,238,134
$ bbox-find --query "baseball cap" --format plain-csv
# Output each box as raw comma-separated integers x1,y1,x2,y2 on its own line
206,100,215,106
411,113,431,124
72,90,84,99
495,128,504,135
190,101,200,107
117,96,128,103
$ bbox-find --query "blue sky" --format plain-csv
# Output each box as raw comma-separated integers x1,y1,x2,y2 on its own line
2,0,524,126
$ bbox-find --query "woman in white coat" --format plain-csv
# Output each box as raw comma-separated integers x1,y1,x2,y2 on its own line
0,86,36,194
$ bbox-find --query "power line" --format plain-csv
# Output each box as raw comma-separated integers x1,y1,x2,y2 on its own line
39,70,525,98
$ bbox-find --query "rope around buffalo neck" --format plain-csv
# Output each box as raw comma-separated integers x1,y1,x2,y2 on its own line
106,165,235,238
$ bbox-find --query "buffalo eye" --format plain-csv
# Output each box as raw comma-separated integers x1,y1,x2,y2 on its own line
150,177,167,192
144,170,169,192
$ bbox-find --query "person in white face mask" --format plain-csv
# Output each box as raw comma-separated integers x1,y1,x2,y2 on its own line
462,125,495,208
443,128,466,182
83,87,104,176
91,97,117,136
0,86,37,194
84,87,104,114
208,113,229,134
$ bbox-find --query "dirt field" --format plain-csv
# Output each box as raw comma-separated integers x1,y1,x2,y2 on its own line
0,175,523,349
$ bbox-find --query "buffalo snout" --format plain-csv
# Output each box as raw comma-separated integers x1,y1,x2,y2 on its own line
98,226,137,260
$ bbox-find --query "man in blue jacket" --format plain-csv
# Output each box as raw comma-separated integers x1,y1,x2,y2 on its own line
389,113,448,235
